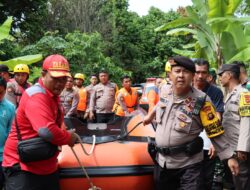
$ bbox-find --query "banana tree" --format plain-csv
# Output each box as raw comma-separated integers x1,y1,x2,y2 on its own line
0,17,43,70
155,0,250,67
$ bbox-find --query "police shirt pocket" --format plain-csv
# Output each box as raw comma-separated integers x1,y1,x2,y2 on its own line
230,104,240,121
108,88,115,96
155,104,165,124
174,111,192,133
96,89,104,98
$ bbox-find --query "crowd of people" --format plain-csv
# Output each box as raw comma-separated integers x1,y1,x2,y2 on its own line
0,54,249,190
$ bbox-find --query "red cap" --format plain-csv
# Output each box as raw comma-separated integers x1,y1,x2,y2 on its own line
42,54,71,78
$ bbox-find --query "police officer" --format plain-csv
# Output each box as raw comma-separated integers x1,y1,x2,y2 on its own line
143,56,239,190
218,63,250,190
5,64,31,107
237,80,250,162
85,74,98,121
89,70,118,123
60,76,79,117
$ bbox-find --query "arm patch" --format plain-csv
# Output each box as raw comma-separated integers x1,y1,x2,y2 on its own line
200,101,224,138
239,92,250,117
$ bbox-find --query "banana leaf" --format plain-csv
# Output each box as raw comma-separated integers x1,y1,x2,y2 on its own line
0,54,43,70
227,47,250,62
155,17,194,32
0,16,14,41
166,28,197,36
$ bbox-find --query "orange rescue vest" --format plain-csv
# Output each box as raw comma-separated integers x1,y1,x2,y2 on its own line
77,87,87,111
113,87,138,116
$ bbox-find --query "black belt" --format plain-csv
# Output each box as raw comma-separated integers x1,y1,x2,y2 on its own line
156,145,186,155
156,136,203,156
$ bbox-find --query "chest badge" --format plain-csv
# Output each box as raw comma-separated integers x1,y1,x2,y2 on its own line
179,121,187,128
179,113,187,121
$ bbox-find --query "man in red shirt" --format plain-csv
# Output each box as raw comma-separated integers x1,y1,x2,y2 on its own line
2,54,78,190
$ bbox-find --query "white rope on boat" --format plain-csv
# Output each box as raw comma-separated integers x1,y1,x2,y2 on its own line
70,134,101,190
77,134,96,156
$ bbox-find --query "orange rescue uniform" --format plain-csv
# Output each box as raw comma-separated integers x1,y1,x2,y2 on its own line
77,87,87,112
113,87,138,116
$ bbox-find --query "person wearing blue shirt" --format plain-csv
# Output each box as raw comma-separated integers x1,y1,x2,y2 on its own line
0,76,15,189
193,59,225,190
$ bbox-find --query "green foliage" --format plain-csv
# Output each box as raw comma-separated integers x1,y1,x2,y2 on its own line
28,66,42,84
0,54,43,70
1,0,189,83
0,16,14,42
0,17,43,70
156,0,250,67
0,0,48,43
0,39,21,59
22,34,67,56
107,2,186,82
21,31,129,86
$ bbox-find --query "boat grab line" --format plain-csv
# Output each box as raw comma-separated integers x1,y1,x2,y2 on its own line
71,134,101,190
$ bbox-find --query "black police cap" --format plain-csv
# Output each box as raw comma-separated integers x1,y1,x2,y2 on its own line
0,64,9,72
217,64,240,75
170,56,196,73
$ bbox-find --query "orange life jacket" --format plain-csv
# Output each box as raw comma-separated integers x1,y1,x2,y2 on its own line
147,88,159,113
77,87,87,111
113,87,138,116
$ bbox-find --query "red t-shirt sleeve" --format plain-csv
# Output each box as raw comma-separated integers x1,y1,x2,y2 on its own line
24,93,71,146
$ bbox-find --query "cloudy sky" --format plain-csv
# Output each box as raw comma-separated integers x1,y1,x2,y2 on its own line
128,0,192,16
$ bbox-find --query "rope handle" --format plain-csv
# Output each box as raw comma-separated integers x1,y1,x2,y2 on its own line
76,134,96,156
70,134,101,190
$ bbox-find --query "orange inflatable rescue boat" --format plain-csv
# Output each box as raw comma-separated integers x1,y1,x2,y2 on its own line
59,112,155,190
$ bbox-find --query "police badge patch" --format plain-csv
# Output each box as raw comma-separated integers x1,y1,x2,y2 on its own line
200,101,224,138
239,92,250,117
